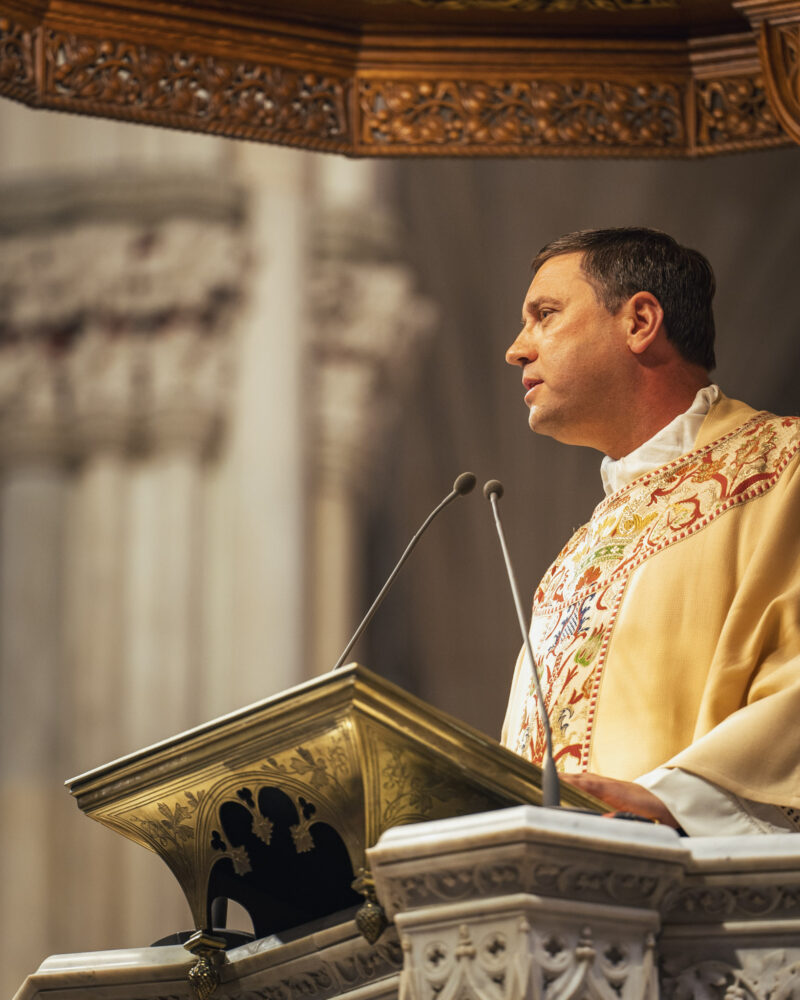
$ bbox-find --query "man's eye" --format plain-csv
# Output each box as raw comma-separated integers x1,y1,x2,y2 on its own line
540,309,553,320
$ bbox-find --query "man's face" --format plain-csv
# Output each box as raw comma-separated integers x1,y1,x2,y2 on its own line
505,252,632,455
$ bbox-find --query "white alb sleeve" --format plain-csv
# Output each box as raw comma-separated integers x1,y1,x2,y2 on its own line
635,767,800,836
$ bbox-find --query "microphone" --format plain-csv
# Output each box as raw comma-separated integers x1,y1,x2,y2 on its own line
331,472,477,671
483,478,560,808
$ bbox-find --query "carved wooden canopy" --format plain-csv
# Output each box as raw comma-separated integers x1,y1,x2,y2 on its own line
1,0,799,156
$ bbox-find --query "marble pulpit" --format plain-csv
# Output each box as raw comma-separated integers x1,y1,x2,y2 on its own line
15,806,800,1000
12,665,800,1000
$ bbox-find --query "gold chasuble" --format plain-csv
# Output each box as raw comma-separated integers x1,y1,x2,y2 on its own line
502,395,800,809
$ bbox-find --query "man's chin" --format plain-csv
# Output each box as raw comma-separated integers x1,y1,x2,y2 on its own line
528,407,555,438
527,409,603,451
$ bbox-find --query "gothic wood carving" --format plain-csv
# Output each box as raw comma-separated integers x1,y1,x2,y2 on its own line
41,29,350,151
0,16,35,102
693,74,785,150
734,1,800,143
360,0,677,8
758,22,800,143
357,78,686,153
0,6,795,155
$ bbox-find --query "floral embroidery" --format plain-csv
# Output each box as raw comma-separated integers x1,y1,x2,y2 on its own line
515,412,800,772
575,627,604,668
574,565,601,590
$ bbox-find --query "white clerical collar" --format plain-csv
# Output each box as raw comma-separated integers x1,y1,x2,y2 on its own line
600,384,720,497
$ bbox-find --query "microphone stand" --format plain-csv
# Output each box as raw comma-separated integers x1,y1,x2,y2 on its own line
484,480,560,808
331,472,476,671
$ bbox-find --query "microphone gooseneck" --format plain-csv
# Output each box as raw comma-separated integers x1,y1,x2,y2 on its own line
331,472,477,672
482,479,560,809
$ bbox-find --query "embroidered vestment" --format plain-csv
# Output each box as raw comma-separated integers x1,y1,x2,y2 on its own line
502,395,800,808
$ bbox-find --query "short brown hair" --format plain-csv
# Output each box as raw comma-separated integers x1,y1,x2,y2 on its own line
532,228,716,371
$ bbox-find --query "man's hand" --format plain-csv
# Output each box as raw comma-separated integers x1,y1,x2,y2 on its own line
561,772,680,828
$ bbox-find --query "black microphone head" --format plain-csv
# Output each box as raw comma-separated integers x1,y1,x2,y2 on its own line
453,472,477,496
483,479,504,501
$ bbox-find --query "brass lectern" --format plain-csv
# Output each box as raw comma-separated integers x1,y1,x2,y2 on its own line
69,664,600,995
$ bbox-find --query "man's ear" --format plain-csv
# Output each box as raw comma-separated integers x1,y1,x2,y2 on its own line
625,291,664,356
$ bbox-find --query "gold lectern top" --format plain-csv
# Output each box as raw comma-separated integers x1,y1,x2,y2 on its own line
69,664,601,942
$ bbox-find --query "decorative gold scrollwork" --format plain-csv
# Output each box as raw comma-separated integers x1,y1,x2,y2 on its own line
233,787,274,846
210,829,253,876
290,796,318,853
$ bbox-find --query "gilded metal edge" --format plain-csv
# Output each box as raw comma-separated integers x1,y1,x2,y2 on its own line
67,663,602,814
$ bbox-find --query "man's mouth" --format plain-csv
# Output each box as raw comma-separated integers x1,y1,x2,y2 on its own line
523,378,543,405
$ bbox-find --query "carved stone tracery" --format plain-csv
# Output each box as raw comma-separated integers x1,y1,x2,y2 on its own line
215,929,403,1000
398,911,659,1000
380,853,680,916
661,953,800,1000
662,882,800,922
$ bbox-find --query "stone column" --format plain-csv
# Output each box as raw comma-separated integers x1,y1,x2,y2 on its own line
0,460,68,985
119,320,228,945
0,172,246,980
0,301,69,979
197,142,312,715
59,363,130,950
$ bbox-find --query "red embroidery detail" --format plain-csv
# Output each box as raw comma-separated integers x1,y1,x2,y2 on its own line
516,412,800,772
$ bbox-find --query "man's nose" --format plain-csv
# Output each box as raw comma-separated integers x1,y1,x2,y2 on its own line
505,329,535,367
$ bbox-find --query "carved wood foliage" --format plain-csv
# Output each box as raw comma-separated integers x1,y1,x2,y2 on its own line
0,16,35,102
358,78,685,152
361,0,676,9
694,74,786,151
41,29,350,150
759,22,800,143
0,11,794,155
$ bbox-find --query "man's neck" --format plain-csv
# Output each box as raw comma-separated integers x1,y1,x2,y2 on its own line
600,385,719,497
603,372,711,460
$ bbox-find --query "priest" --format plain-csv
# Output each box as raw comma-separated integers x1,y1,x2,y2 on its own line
502,227,800,835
